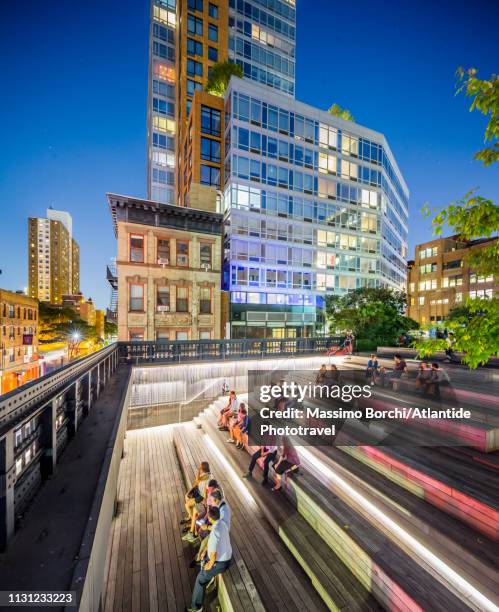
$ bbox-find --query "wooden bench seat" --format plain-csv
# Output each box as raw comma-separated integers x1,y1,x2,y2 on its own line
195,411,381,612
201,399,488,611
173,423,328,612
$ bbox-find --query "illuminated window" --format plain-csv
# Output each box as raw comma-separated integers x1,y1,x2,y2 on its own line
342,134,359,157
319,153,337,175
341,160,358,180
319,125,338,149
153,116,176,133
153,6,176,27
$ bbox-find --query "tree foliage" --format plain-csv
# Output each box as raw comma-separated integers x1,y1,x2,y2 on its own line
456,68,499,165
205,62,243,97
38,302,98,345
415,67,499,368
328,103,355,122
325,288,418,346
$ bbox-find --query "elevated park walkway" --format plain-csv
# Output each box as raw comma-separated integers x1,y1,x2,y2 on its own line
0,339,497,611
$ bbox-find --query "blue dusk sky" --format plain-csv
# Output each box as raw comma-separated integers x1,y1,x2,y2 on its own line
0,0,498,309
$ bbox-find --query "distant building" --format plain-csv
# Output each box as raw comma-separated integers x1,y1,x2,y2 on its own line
61,293,96,326
107,193,223,341
28,209,80,304
95,309,105,339
407,235,498,325
0,289,39,395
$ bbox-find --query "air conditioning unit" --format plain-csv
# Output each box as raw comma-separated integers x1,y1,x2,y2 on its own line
158,258,169,266
177,255,188,266
157,305,170,312
201,263,211,271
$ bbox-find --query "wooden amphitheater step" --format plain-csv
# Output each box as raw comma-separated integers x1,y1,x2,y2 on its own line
199,405,489,612
173,423,329,612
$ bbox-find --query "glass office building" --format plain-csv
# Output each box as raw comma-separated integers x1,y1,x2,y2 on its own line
223,78,409,338
228,0,296,98
147,0,177,204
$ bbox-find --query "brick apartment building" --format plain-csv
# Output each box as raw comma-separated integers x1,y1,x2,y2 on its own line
0,290,39,394
407,235,497,325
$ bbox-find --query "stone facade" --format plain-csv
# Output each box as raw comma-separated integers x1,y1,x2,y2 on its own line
108,194,223,341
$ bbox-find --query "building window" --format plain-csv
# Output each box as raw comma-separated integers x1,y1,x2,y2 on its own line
176,331,188,340
208,46,218,62
201,137,221,162
157,331,169,340
208,3,218,18
201,106,221,136
199,288,212,313
199,330,211,340
187,79,203,97
176,287,188,312
157,238,170,264
129,284,144,311
201,164,220,187
418,296,425,305
208,24,218,42
130,234,144,263
129,330,144,342
157,286,170,311
187,59,203,77
200,243,212,268
187,38,203,57
177,241,189,266
187,15,203,36
455,292,463,303
188,0,203,11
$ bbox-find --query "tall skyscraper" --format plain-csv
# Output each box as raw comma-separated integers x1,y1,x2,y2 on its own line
222,78,409,338
228,0,296,98
28,209,80,304
143,1,409,339
147,0,297,207
147,0,177,205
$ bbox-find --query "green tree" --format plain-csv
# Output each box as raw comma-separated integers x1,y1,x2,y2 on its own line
415,68,499,368
328,103,355,122
205,61,243,97
326,288,418,348
104,319,118,338
456,68,498,166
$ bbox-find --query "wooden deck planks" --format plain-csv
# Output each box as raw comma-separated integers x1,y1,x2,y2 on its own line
104,426,198,612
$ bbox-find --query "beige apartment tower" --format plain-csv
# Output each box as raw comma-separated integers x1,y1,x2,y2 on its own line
28,209,80,304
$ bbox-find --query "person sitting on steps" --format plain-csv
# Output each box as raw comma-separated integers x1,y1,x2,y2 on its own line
218,390,238,431
272,437,300,492
187,506,232,612
242,443,278,485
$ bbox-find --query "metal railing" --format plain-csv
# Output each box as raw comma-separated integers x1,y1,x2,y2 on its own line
119,336,342,364
0,344,119,550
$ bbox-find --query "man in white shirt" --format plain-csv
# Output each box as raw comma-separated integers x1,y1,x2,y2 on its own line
188,506,232,612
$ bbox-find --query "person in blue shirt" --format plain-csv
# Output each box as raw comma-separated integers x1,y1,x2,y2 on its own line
188,506,232,612
366,354,379,382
